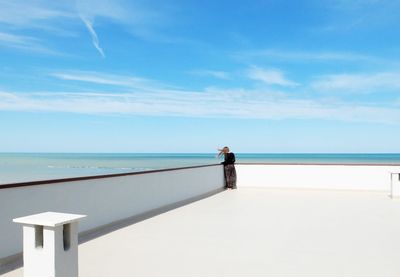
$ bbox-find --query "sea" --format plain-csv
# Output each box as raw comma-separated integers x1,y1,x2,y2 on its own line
1,153,400,185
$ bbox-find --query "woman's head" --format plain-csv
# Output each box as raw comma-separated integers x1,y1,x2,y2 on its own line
217,146,230,157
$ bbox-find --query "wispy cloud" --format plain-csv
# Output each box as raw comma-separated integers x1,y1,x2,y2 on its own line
0,0,167,56
189,70,230,79
0,32,36,45
236,49,386,64
74,0,172,56
79,17,105,58
247,66,298,87
311,72,400,93
0,1,77,54
0,31,59,54
75,0,128,58
75,0,130,24
2,69,400,124
50,71,177,91
0,1,73,26
1,88,400,124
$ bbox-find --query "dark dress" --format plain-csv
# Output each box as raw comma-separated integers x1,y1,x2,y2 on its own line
222,152,237,189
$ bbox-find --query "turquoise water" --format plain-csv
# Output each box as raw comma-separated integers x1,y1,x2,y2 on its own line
1,153,400,184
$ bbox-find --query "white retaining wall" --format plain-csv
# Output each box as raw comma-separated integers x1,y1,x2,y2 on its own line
236,164,400,191
0,165,225,261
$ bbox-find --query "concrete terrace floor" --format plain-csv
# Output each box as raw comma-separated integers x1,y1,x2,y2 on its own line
4,187,400,277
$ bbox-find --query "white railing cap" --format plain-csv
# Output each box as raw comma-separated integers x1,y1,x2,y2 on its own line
13,212,86,227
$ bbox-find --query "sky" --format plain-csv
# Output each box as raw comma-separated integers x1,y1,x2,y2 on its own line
1,0,400,153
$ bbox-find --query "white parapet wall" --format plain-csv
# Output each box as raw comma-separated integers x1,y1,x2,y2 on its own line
0,165,225,262
2,163,400,264
236,164,400,191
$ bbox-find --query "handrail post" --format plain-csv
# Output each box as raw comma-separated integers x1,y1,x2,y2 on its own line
13,212,86,277
390,172,400,198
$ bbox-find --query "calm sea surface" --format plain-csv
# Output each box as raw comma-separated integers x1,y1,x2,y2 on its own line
1,153,400,184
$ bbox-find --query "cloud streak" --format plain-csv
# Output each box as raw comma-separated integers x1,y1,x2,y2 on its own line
247,67,298,87
75,0,130,58
1,86,399,124
0,1,78,54
189,70,230,79
0,31,60,54
74,0,170,56
0,0,163,56
236,49,388,64
51,71,177,91
79,16,105,58
0,32,35,45
0,1,73,26
311,72,400,93
33,69,400,124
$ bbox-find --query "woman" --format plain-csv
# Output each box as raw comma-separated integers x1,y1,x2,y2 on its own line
218,146,237,189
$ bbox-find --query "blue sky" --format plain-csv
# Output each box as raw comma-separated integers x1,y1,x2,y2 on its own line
1,0,400,153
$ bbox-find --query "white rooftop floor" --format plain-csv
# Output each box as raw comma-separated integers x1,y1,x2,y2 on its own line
4,188,400,277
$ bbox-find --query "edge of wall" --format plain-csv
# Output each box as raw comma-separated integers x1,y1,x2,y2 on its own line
0,164,221,189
